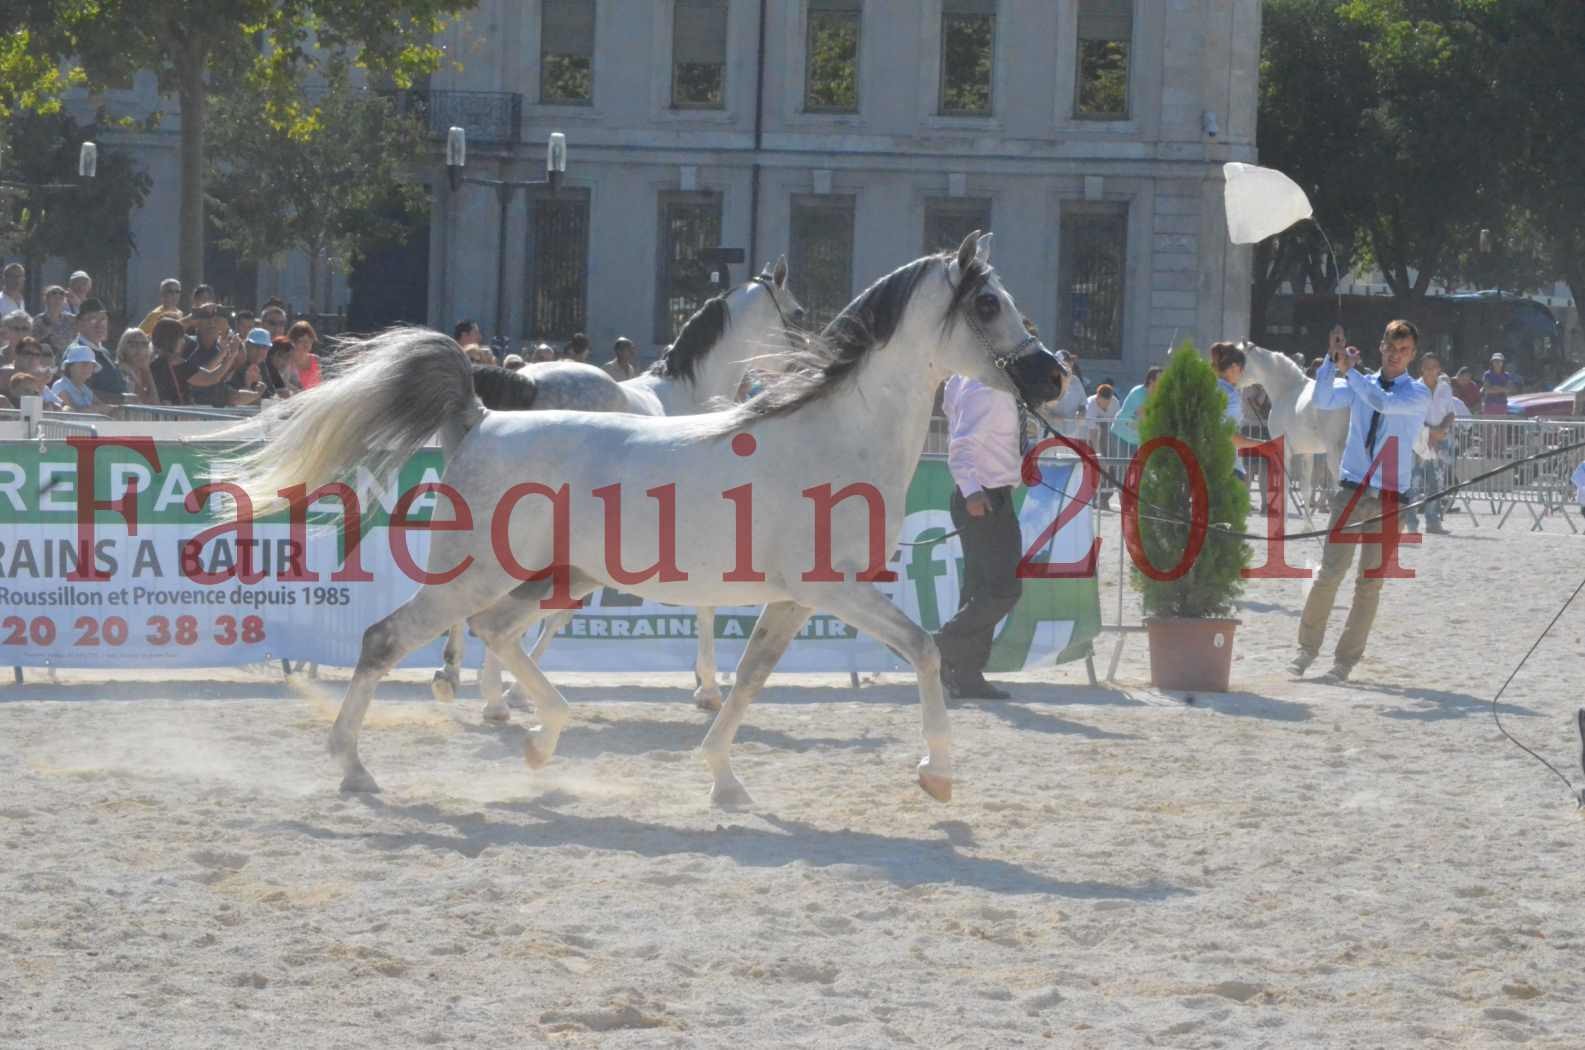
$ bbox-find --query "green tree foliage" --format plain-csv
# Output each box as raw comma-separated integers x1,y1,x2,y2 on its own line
1076,40,1129,118
940,13,993,114
1478,1,1585,309
0,111,150,314
3,1,474,292
1131,343,1250,620
1257,0,1543,320
806,11,859,112
206,60,429,312
1254,0,1374,335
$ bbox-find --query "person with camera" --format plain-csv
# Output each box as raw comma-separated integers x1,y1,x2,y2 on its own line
1293,321,1429,683
178,303,246,408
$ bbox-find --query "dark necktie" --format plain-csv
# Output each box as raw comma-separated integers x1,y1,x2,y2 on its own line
1363,374,1395,454
1016,401,1030,456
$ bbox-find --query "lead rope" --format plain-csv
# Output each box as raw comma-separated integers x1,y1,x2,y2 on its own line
925,357,1585,805
1484,571,1585,808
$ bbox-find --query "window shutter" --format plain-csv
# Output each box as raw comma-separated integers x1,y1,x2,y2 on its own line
1078,0,1131,42
543,0,596,54
674,0,728,64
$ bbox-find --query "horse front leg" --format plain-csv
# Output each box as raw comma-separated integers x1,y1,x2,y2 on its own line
692,607,724,711
807,584,953,802
698,601,812,808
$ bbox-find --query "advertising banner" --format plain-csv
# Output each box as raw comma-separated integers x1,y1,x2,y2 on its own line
0,442,1100,674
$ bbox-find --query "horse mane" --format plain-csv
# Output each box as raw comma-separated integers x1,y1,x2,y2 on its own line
726,251,990,425
651,294,731,382
1242,341,1306,384
471,363,538,410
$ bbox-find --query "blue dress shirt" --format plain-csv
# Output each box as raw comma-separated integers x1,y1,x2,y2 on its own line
1312,356,1430,493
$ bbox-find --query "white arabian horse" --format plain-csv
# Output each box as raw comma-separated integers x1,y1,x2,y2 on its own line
434,261,805,713
223,231,1064,804
1235,342,1349,498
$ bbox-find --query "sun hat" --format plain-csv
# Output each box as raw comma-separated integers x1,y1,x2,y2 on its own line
1490,352,1505,361
245,327,273,348
61,345,101,370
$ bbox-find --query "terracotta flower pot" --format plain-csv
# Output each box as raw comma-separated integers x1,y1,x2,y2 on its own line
1145,617,1240,693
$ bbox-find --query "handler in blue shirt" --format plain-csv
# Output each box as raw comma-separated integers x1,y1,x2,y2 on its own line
1292,321,1429,683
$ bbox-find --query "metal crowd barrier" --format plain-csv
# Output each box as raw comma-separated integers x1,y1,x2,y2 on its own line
118,403,261,423
1447,416,1584,531
0,407,104,440
927,408,1584,533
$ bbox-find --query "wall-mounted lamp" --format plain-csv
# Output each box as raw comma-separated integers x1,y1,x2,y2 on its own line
547,131,566,194
446,126,467,191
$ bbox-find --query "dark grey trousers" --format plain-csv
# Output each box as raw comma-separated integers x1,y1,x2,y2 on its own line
936,486,1022,678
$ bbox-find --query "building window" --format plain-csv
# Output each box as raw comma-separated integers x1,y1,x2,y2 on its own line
1059,203,1128,359
657,192,723,341
1075,0,1131,119
789,194,856,331
527,190,590,340
672,0,728,109
939,0,995,116
923,197,992,255
541,0,595,105
805,0,861,113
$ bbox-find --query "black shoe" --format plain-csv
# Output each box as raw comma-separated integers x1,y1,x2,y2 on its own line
948,676,1011,701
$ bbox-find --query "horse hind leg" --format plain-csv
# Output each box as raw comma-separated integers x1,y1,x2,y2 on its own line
698,601,813,808
431,624,465,702
692,607,724,711
332,588,478,793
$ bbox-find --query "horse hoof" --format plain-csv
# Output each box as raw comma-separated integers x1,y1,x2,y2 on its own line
505,685,532,711
710,778,755,810
340,768,382,794
481,703,512,725
431,671,457,703
523,732,554,770
917,771,953,803
694,689,723,713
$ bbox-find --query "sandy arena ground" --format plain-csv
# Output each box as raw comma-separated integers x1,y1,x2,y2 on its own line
3,506,1584,1048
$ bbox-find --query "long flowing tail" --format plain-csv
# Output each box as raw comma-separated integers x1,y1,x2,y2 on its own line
217,326,482,510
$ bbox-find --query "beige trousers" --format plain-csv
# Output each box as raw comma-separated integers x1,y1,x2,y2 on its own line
1297,486,1404,669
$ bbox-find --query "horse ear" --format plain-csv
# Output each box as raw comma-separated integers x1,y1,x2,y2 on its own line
975,232,994,267
955,230,983,274
771,254,788,287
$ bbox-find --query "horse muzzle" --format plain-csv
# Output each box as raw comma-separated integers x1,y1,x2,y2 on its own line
1005,344,1066,406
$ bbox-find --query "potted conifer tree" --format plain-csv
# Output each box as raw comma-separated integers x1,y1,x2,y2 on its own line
1128,340,1251,691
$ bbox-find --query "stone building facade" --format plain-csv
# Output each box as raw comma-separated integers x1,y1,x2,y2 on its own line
78,0,1259,384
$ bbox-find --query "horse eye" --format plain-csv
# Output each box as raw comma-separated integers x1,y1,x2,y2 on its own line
975,293,1000,321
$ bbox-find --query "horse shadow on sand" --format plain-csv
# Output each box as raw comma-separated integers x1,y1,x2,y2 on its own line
274,796,1190,903
458,714,892,764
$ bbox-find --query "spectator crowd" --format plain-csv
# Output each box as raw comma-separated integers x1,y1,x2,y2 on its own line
0,262,335,414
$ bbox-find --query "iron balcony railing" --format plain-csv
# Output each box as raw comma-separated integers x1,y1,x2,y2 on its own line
394,89,524,146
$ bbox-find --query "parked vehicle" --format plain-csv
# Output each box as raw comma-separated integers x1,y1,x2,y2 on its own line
1508,364,1585,417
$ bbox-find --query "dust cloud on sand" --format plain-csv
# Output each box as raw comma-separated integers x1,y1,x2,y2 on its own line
2,512,1584,1048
